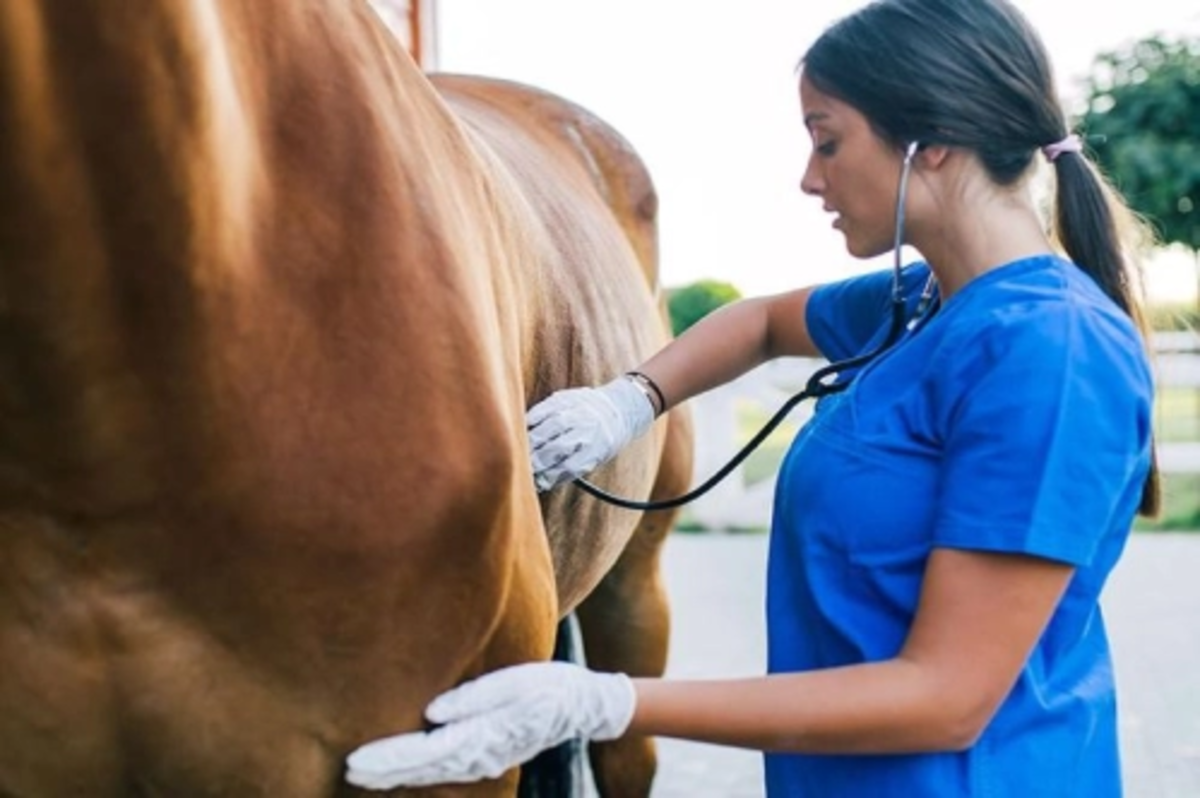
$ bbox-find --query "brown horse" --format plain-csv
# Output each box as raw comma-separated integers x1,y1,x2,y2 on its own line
0,1,692,797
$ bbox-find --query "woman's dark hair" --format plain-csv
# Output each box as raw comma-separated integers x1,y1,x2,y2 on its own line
801,0,1161,516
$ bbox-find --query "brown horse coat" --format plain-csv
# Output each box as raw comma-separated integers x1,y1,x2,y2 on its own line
0,1,691,796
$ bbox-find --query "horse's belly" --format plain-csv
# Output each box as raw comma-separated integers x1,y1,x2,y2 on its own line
0,504,553,798
0,534,336,797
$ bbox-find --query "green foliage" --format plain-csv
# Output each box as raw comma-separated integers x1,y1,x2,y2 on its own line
1076,36,1200,251
1135,472,1200,532
667,279,742,336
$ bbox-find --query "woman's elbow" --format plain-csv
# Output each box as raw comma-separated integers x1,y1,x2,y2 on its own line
929,696,1001,752
938,719,986,752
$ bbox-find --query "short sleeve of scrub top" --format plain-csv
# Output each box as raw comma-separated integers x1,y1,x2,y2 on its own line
805,263,932,361
928,290,1153,565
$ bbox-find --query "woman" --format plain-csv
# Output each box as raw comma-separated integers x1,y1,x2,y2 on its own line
346,0,1159,794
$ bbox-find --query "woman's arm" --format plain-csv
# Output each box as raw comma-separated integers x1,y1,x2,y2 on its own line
636,286,820,413
629,547,1074,753
523,286,822,491
342,547,1077,790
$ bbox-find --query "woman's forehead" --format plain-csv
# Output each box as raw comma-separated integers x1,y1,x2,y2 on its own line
799,76,856,131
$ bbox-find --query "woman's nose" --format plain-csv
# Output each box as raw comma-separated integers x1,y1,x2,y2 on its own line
800,156,823,196
800,168,822,197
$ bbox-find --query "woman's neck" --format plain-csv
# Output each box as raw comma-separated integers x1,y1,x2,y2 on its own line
909,161,1054,299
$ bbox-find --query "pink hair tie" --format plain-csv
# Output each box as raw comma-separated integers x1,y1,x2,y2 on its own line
1042,133,1083,162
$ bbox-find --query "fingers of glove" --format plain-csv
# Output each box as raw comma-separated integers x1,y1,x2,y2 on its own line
529,429,596,479
527,408,571,449
529,429,581,473
527,404,598,459
529,425,614,489
345,716,519,789
425,665,549,724
528,402,614,457
532,447,609,492
533,469,557,493
344,724,466,789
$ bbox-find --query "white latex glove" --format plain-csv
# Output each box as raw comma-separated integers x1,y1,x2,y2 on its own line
344,662,637,790
527,375,656,492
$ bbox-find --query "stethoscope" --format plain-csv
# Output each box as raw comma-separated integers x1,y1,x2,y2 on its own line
576,141,938,511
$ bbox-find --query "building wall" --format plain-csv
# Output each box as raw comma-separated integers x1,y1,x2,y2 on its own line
368,0,438,69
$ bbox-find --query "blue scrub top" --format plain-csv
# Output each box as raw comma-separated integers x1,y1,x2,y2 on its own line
764,255,1153,797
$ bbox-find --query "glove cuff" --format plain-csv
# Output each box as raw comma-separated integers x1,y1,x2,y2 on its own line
624,371,665,417
601,376,656,442
588,672,638,741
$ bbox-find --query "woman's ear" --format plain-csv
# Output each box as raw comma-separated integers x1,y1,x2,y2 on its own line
915,143,951,169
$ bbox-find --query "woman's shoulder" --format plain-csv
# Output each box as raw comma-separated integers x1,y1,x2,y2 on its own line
948,255,1140,341
931,255,1151,388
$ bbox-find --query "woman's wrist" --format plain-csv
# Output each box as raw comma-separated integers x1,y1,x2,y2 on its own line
624,371,666,417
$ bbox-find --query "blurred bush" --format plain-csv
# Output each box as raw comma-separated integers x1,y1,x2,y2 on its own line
667,279,742,336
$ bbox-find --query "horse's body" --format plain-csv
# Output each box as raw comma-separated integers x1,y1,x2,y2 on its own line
0,2,691,796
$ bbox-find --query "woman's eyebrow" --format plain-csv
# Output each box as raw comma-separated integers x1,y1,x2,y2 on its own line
803,111,830,130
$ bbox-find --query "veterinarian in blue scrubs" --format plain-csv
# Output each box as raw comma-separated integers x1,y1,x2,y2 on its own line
345,1,1159,794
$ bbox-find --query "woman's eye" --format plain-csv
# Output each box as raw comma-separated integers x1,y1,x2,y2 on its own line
816,140,838,157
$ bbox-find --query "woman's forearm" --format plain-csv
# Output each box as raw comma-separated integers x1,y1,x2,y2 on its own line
629,658,980,754
638,292,813,412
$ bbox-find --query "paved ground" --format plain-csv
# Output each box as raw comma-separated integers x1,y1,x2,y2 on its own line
643,532,1200,798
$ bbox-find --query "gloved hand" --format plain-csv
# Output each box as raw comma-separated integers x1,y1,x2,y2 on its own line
527,375,657,492
344,662,637,790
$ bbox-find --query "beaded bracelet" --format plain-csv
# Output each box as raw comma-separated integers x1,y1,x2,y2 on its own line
624,371,666,417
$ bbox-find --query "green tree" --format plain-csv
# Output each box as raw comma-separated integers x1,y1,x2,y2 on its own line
667,279,742,336
1076,36,1200,252
1078,37,1200,531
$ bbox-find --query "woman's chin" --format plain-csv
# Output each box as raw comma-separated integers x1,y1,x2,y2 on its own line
841,238,874,259
842,235,891,260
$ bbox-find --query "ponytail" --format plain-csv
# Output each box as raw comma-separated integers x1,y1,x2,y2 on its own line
1049,151,1161,517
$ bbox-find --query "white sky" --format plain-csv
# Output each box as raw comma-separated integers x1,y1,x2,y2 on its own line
433,1,1200,302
